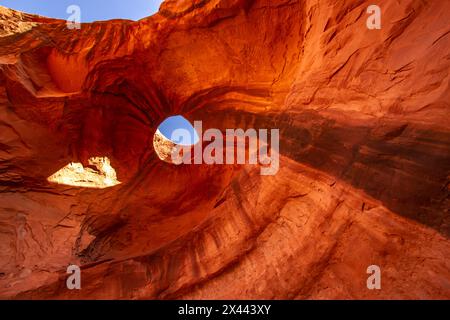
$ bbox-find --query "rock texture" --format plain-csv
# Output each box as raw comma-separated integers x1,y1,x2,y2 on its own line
153,129,180,163
0,0,449,299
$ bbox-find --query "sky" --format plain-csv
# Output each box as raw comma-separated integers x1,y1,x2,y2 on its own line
0,0,164,22
158,116,200,145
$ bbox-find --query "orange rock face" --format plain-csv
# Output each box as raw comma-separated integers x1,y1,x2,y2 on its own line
0,1,449,299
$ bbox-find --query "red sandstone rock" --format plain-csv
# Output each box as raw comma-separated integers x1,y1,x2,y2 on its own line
0,1,449,299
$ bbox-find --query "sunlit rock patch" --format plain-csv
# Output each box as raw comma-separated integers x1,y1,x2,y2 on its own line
47,157,120,188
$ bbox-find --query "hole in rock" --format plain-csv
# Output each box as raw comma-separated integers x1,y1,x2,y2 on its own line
47,156,121,189
153,115,199,163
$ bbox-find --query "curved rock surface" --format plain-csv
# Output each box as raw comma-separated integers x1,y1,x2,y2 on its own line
0,1,449,299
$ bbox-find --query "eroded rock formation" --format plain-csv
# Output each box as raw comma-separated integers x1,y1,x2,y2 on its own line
0,0,449,299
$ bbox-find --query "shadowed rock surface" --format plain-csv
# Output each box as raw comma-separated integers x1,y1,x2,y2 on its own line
0,0,449,299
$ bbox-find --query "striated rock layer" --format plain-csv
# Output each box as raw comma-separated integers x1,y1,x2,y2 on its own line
0,0,449,299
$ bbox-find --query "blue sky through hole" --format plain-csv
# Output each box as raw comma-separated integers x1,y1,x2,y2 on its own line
0,0,164,22
158,116,200,146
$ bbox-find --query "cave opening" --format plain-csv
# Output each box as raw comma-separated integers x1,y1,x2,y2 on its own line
47,156,121,188
153,115,199,163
